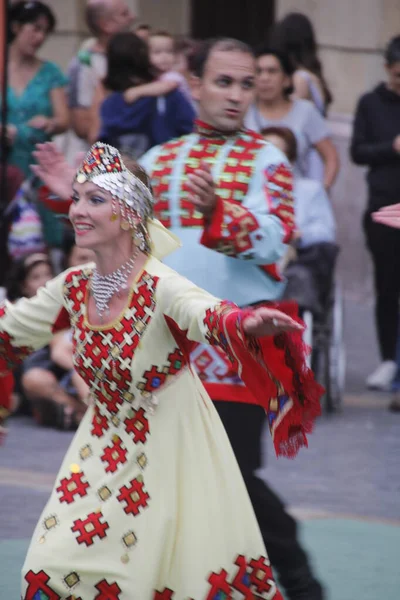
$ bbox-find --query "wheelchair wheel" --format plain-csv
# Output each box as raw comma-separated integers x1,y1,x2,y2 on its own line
307,282,345,413
326,282,346,412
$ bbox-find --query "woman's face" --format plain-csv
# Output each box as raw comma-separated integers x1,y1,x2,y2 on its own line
69,181,135,253
22,262,53,298
386,61,400,96
12,16,51,57
255,54,291,103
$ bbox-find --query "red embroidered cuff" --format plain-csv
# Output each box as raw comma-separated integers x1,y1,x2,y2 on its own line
200,196,225,248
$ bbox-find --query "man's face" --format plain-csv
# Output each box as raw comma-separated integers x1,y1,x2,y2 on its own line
192,50,256,132
386,61,400,96
104,0,135,35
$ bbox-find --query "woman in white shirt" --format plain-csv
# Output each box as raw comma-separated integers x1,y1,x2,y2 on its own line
245,47,339,188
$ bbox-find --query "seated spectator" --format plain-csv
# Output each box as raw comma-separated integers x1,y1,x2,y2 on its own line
6,1,69,250
48,241,95,425
4,252,87,429
88,32,195,158
262,126,338,316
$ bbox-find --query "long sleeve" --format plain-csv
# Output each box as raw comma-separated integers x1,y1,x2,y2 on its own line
0,272,70,375
350,96,400,166
159,270,322,457
200,151,295,265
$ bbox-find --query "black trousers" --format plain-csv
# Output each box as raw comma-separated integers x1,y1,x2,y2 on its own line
213,401,311,580
364,211,400,361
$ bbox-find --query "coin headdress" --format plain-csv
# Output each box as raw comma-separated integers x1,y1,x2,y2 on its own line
75,142,154,251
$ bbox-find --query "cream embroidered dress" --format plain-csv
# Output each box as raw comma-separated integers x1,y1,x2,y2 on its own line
0,230,287,599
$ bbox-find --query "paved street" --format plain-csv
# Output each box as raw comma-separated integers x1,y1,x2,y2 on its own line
1,295,399,599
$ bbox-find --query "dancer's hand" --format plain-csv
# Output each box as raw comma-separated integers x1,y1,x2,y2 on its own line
30,142,76,200
187,161,217,217
243,307,304,337
372,204,400,229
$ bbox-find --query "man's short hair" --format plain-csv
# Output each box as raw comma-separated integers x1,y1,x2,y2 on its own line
191,37,255,78
85,1,109,36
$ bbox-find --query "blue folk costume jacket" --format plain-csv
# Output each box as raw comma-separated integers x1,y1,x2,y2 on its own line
139,121,297,403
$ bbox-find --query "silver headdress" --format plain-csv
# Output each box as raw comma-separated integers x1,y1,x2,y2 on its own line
75,142,154,250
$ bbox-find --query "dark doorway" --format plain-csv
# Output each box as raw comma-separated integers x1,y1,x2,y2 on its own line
190,0,275,48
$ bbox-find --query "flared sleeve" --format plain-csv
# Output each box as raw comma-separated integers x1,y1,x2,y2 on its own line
159,271,323,457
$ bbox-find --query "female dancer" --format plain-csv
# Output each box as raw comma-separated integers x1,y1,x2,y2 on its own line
0,143,321,599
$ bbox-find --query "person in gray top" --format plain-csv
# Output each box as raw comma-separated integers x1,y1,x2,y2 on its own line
245,47,339,187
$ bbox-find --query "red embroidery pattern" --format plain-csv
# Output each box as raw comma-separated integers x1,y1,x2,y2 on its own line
100,436,128,473
91,405,110,438
149,129,265,230
24,570,61,600
231,555,253,598
124,407,150,444
56,471,90,504
154,590,174,600
94,579,122,600
0,305,33,372
117,476,150,517
79,143,123,178
216,200,260,257
206,570,231,599
203,301,238,357
153,553,282,599
150,138,189,228
249,556,279,597
71,511,109,547
63,269,159,434
265,162,295,243
136,347,186,396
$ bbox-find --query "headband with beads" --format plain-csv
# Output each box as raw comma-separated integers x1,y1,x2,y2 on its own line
74,142,154,226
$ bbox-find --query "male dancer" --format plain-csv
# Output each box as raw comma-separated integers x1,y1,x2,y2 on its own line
140,38,324,600
32,38,323,600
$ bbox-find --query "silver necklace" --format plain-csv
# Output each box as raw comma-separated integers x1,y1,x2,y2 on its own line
91,249,139,318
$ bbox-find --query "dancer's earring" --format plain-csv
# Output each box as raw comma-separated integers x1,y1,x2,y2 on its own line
121,220,131,231
111,198,118,222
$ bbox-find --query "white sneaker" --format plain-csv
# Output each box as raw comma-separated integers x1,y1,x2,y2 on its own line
366,361,397,390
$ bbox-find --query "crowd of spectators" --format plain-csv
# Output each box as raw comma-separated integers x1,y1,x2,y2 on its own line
2,0,400,425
